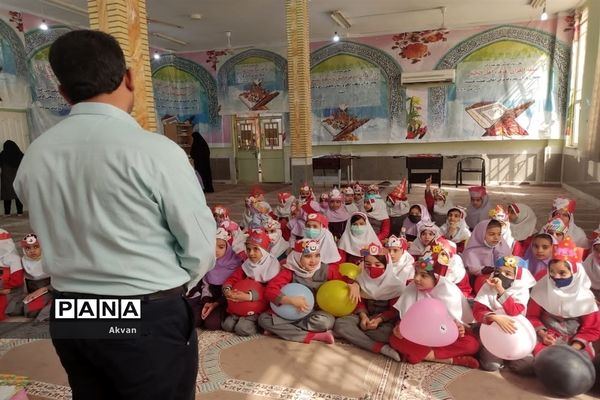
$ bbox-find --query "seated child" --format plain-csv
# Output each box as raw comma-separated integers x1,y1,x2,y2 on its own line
303,213,340,264
402,204,431,242
385,235,415,287
263,217,289,261
334,244,404,361
324,188,350,241
188,228,241,329
363,193,390,241
319,193,329,211
523,233,556,279
20,234,52,319
298,183,321,214
473,256,536,371
465,186,492,230
583,227,600,301
385,179,410,236
352,183,365,212
408,221,441,257
489,205,515,250
342,186,359,214
519,237,600,374
390,256,480,368
432,237,472,298
461,219,512,293
550,197,589,249
424,176,454,226
274,192,296,241
337,212,382,265
0,229,24,320
259,239,347,344
507,203,537,257
222,229,281,336
439,206,470,253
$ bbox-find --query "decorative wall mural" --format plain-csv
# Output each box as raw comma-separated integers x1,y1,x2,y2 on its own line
392,29,449,64
406,96,427,139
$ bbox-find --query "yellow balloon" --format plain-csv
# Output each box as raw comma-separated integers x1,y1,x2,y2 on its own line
339,262,361,280
316,280,356,317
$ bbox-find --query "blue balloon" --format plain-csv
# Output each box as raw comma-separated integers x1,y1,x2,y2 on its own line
270,283,315,321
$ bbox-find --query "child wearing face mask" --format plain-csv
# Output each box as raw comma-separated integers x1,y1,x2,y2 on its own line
516,238,600,375
188,228,242,329
473,256,536,371
408,221,441,257
389,256,480,368
461,219,512,294
402,204,431,242
523,233,556,279
324,188,351,241
440,206,470,253
302,213,340,264
334,244,405,361
337,212,382,264
363,193,390,241
424,176,454,226
222,229,281,336
263,217,289,261
385,179,410,236
20,234,52,319
583,227,600,301
549,197,589,249
507,203,537,257
465,186,492,230
259,239,351,344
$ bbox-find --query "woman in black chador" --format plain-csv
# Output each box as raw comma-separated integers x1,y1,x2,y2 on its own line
191,132,214,193
0,140,24,216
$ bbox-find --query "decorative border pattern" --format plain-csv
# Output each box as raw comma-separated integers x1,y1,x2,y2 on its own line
151,54,219,126
24,25,71,58
310,41,404,121
429,25,571,130
0,19,28,78
217,48,288,95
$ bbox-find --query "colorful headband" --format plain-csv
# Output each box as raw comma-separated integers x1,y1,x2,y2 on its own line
552,237,583,265
212,205,229,217
360,243,387,257
543,218,568,234
433,188,448,200
342,187,354,195
508,203,520,215
216,228,231,243
468,186,487,198
552,197,576,214
319,193,330,202
278,192,293,204
246,229,271,251
0,231,12,241
262,217,281,231
352,183,364,194
329,188,343,200
367,184,380,194
387,178,408,202
294,239,319,255
20,233,38,247
489,205,508,222
250,185,265,197
494,255,528,270
386,235,408,251
306,212,328,228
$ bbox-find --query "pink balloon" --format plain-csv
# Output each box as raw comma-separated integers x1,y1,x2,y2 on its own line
480,314,536,360
399,298,459,347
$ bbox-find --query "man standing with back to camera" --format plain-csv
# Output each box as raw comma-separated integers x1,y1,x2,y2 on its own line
14,30,215,400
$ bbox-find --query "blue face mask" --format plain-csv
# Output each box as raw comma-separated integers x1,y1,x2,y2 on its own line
304,227,321,239
351,225,365,236
551,276,573,288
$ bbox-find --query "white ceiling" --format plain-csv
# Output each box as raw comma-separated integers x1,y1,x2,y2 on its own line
0,0,582,52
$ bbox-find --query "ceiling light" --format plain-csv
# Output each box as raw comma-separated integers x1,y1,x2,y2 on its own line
151,32,188,46
189,13,203,20
39,20,49,31
153,51,161,60
40,0,87,17
541,2,548,20
333,32,340,42
330,10,351,29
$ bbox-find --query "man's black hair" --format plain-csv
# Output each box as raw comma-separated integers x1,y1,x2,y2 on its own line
49,30,127,103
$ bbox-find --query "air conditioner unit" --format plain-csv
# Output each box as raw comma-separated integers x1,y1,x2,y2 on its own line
400,69,456,86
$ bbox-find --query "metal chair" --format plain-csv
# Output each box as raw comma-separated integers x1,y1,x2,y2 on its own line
455,156,485,187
